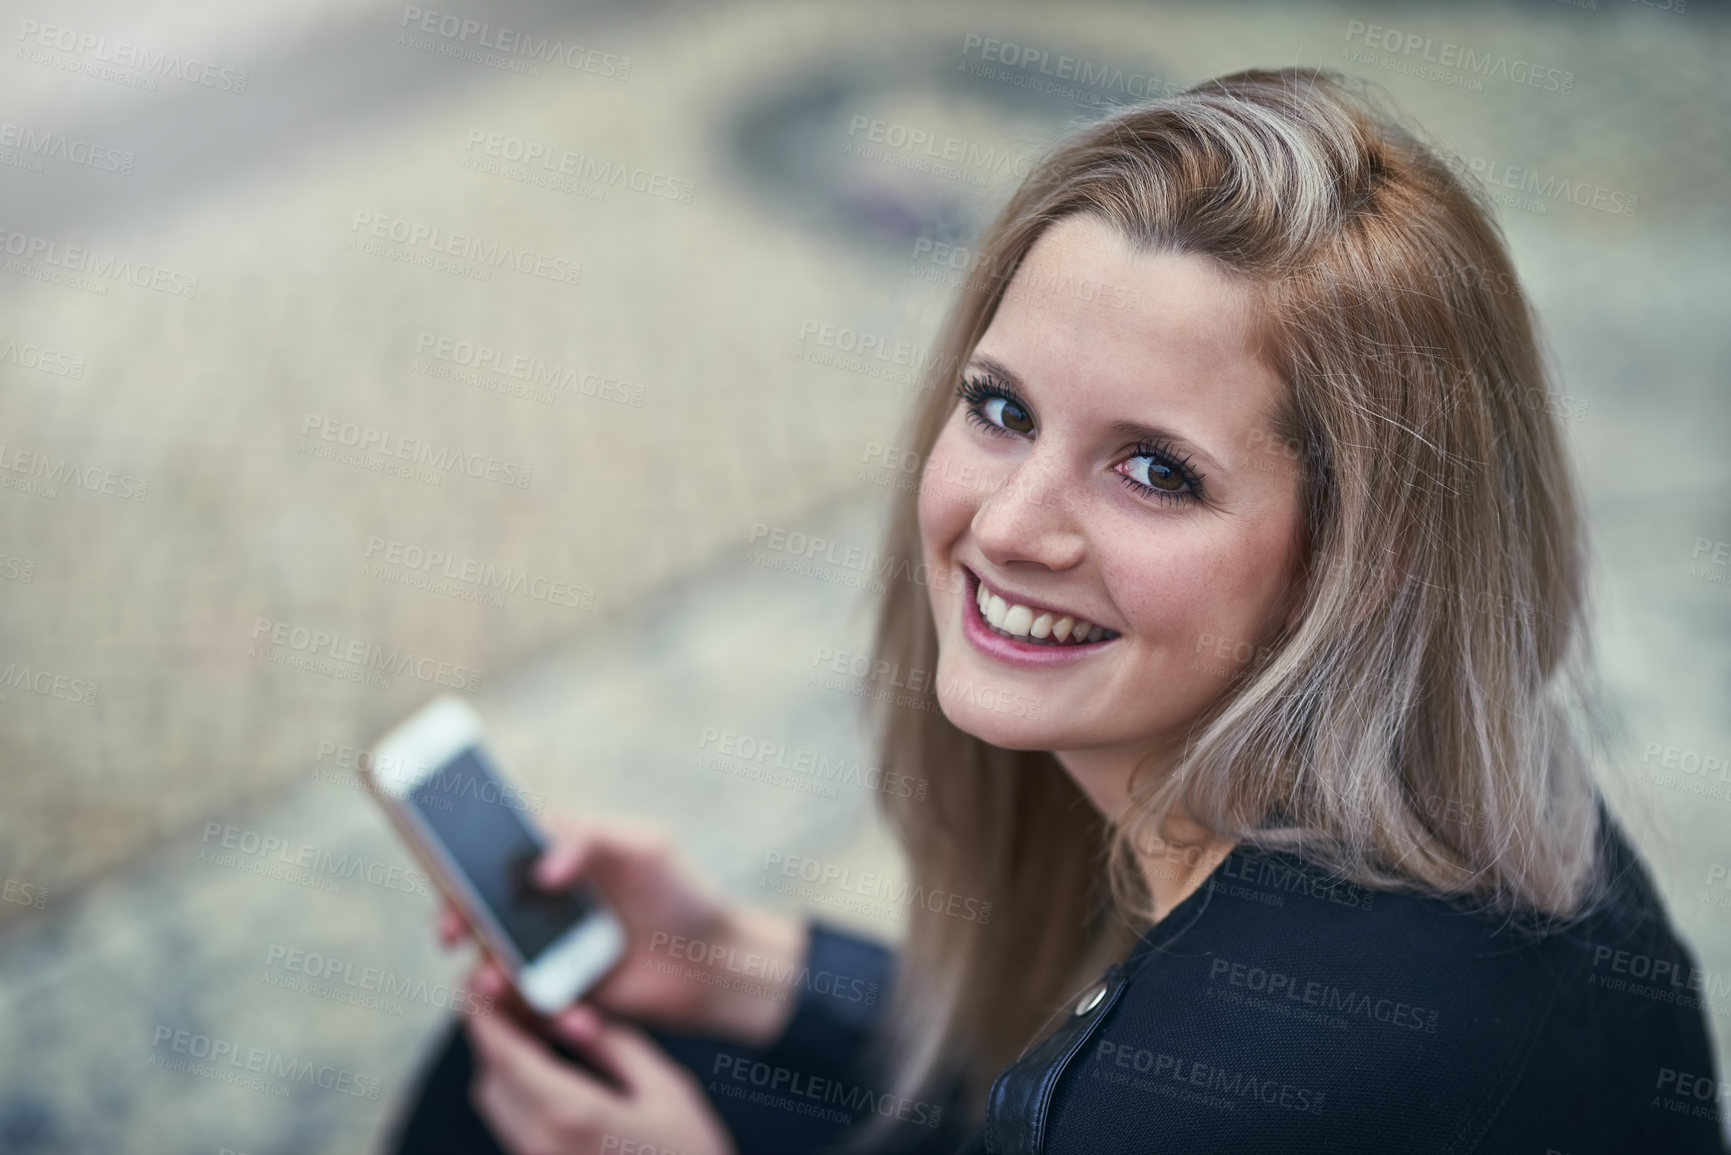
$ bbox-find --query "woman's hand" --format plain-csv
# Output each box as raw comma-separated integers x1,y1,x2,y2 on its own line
465,982,737,1155
438,814,807,1045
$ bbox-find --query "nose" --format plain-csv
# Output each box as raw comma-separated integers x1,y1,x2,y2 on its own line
970,442,1087,573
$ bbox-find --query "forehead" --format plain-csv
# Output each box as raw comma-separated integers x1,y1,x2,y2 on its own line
983,215,1282,436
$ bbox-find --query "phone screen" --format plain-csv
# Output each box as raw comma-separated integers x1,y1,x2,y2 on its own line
407,746,595,961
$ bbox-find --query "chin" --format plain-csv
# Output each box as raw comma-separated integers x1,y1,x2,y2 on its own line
929,647,1057,751
937,696,1054,751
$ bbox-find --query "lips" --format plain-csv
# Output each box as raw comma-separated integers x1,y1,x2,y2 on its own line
965,567,1118,647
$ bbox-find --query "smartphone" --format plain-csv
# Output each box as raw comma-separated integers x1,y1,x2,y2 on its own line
361,694,624,1014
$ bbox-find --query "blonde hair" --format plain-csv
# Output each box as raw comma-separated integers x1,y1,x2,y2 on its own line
858,67,1606,1133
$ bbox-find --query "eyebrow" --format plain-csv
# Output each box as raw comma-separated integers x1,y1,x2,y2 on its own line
964,353,1225,473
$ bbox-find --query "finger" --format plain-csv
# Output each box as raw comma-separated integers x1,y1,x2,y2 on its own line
465,956,511,1003
470,1052,532,1130
533,834,592,890
470,1061,543,1155
467,1007,559,1089
437,902,469,948
545,1001,605,1050
467,1008,617,1125
554,1012,675,1090
533,816,669,890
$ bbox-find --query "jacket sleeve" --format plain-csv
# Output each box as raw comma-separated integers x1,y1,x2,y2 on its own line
755,918,896,1081
762,923,984,1155
668,920,978,1155
645,921,901,1155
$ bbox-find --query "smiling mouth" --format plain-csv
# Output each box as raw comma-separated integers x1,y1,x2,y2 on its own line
965,568,1120,647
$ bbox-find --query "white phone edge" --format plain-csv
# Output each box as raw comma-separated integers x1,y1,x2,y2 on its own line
368,693,625,1014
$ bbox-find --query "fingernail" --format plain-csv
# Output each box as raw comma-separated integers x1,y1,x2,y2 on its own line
565,1007,597,1042
533,853,564,886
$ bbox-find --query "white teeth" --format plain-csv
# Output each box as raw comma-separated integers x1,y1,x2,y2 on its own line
973,576,1110,645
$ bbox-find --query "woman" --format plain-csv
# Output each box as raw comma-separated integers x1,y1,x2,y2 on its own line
389,68,1724,1154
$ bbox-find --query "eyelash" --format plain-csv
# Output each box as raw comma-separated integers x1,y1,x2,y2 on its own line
954,374,1206,505
1123,438,1206,505
957,374,1025,435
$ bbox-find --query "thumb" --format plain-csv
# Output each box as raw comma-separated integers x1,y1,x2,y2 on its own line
544,1001,605,1051
534,838,592,891
551,1010,679,1091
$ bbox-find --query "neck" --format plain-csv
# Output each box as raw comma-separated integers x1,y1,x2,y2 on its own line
1054,743,1236,922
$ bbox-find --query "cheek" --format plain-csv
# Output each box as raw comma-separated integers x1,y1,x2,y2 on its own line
916,422,978,552
1109,518,1296,650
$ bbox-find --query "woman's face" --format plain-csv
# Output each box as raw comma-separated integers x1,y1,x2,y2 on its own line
918,214,1304,762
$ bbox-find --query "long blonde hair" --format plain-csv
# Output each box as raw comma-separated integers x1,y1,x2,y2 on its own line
858,67,1605,1133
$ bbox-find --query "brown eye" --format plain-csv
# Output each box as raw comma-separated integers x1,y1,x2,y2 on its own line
1123,453,1185,491
1116,441,1204,504
984,397,1034,434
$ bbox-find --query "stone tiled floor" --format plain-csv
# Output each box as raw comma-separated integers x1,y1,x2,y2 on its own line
0,493,901,1152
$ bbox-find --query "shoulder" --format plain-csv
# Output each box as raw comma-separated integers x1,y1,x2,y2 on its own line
1111,850,1548,1143
1047,839,1720,1151
1181,831,1704,1016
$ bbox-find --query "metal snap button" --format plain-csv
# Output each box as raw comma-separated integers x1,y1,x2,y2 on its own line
1074,980,1108,1016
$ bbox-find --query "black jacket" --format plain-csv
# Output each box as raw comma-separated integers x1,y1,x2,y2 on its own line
389,819,1725,1154
743,821,1726,1154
